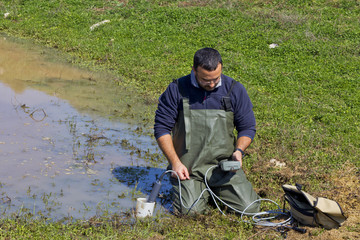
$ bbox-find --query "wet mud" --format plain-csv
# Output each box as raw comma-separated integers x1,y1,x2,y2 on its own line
0,35,169,220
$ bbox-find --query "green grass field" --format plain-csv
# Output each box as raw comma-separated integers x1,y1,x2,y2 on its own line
0,0,359,239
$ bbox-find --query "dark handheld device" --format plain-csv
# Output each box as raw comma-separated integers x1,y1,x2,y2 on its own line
219,160,241,171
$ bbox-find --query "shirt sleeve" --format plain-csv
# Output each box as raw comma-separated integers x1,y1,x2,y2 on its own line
231,82,256,140
154,82,181,139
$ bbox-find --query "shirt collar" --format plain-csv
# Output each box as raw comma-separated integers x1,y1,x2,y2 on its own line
191,70,222,89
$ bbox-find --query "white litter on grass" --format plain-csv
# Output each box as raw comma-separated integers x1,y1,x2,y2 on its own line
4,12,10,19
270,158,286,168
269,43,279,49
90,20,110,31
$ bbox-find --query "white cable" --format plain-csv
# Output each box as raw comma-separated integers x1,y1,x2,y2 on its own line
165,166,293,227
163,170,210,211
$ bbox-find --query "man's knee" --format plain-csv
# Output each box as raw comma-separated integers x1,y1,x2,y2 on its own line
214,181,260,213
170,178,209,215
172,197,208,215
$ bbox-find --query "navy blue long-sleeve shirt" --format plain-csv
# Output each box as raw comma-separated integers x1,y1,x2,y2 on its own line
154,71,256,140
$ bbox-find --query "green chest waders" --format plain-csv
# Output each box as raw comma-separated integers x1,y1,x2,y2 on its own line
170,81,260,215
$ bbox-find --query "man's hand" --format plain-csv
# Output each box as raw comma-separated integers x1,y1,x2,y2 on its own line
157,134,190,180
171,161,190,180
232,150,243,169
232,136,252,170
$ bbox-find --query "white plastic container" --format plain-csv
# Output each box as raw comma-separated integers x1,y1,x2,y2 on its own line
135,198,155,218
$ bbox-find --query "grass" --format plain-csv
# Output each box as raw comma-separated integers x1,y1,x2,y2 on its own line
0,212,254,239
0,0,359,239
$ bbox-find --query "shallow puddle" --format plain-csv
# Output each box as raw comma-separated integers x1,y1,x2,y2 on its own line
0,35,170,220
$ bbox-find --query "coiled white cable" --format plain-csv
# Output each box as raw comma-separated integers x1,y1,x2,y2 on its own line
163,166,292,228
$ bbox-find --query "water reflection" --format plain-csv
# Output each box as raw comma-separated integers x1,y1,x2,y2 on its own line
0,36,92,94
0,34,156,125
0,36,167,220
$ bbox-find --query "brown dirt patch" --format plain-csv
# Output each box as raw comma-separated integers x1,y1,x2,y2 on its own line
285,161,360,239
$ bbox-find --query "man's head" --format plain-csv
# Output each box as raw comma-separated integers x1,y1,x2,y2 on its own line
193,48,223,91
193,48,222,71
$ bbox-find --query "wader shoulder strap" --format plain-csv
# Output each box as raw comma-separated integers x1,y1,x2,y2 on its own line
221,80,236,112
173,76,190,98
173,77,191,150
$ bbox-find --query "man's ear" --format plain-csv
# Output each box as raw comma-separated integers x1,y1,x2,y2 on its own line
192,66,196,72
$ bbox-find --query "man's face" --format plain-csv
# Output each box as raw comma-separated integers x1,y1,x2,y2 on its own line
193,63,222,91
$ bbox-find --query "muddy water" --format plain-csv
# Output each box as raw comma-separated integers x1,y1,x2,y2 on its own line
0,35,170,220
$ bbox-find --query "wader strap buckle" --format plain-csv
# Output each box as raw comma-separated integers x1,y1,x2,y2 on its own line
173,78,189,98
221,80,236,112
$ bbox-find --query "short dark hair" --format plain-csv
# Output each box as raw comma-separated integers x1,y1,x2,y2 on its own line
193,48,222,71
